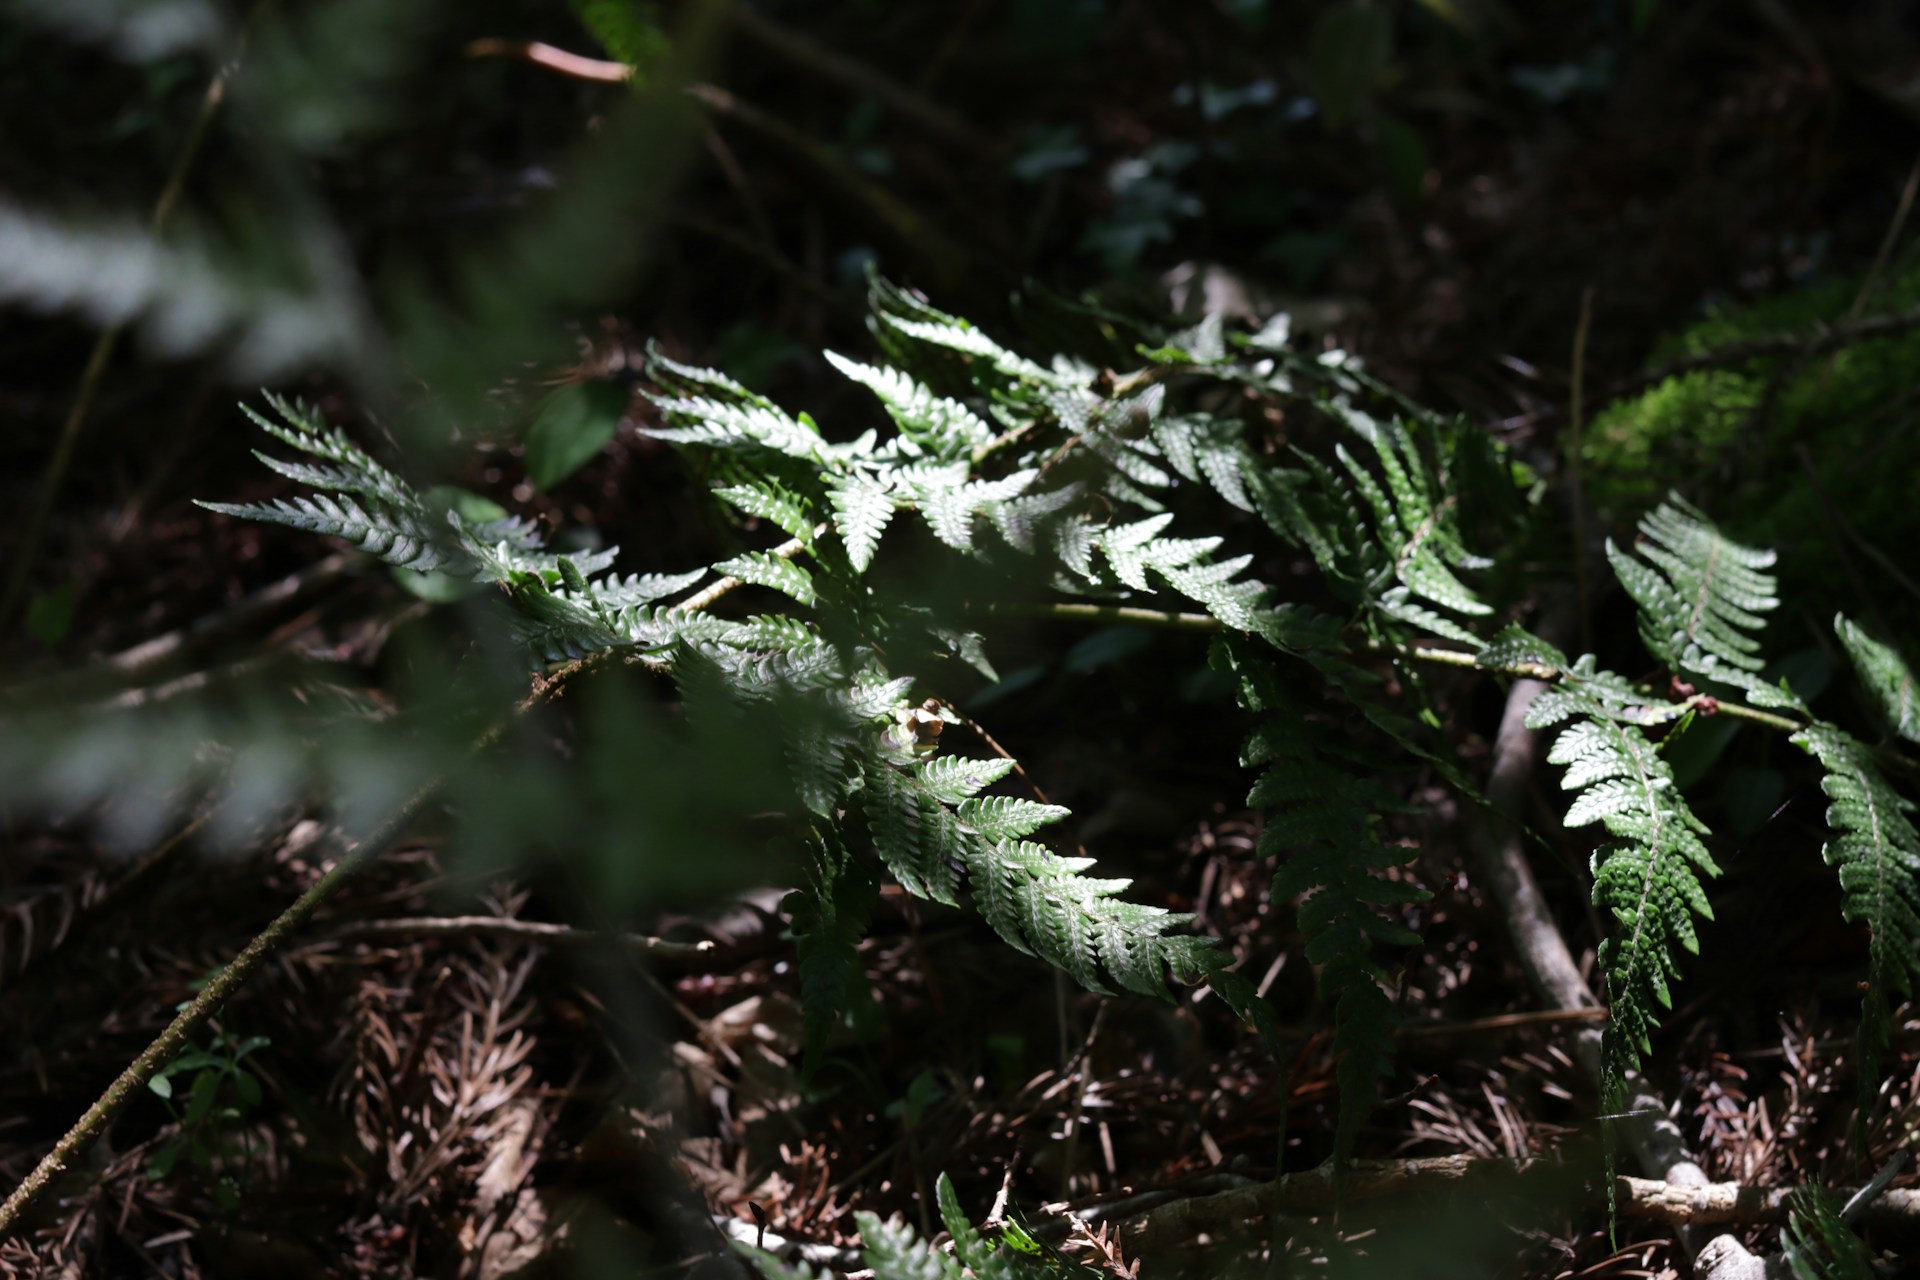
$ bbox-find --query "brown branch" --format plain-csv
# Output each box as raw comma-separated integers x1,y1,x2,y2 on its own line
100,553,358,678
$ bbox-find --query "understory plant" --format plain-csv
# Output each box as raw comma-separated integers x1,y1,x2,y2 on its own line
196,278,1917,1245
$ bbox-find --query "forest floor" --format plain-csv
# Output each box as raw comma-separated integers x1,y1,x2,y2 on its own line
4,2,1920,1277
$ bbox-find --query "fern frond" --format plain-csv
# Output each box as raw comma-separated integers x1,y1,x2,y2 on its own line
1836,613,1920,744
1214,633,1428,1162
914,755,1017,803
1528,684,1720,1099
712,551,816,606
864,760,967,905
646,394,828,462
965,837,1210,998
1608,494,1801,709
787,830,879,1072
825,350,995,458
1790,721,1920,1119
867,274,1064,388
713,479,817,544
200,494,461,574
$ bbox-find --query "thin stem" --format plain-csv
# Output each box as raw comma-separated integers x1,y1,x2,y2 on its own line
1002,600,1810,734
0,765,449,1238
987,601,1222,632
325,915,715,957
0,643,612,1238
666,523,827,615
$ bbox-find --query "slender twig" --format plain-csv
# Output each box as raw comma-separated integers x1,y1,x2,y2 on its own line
683,82,975,292
996,601,1809,733
1845,152,1920,324
465,38,629,82
0,762,450,1238
99,553,357,678
325,915,714,957
1,40,239,629
0,647,610,1238
986,601,1222,632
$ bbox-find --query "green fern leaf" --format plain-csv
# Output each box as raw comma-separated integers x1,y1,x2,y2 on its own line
712,551,816,605
865,762,965,906
646,395,827,461
915,755,1016,804
787,832,879,1074
645,342,776,406
713,480,816,544
1607,494,1800,708
1790,721,1920,1121
829,476,897,573
1836,614,1920,744
201,495,461,574
956,795,1070,840
825,350,994,457
1532,686,1720,1098
1780,1185,1877,1280
854,1213,967,1280
1215,633,1428,1163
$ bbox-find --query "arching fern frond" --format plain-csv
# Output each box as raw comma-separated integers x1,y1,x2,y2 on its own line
1790,721,1920,1121
1528,682,1720,1103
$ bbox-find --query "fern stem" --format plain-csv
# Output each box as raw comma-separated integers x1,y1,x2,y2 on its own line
989,602,1222,631
1393,644,1807,733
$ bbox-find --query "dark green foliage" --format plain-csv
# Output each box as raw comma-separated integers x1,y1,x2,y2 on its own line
1779,1186,1877,1280
1214,631,1429,1164
1837,614,1920,744
787,832,879,1075
1790,722,1920,1121
1605,494,1801,709
204,279,1920,1203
